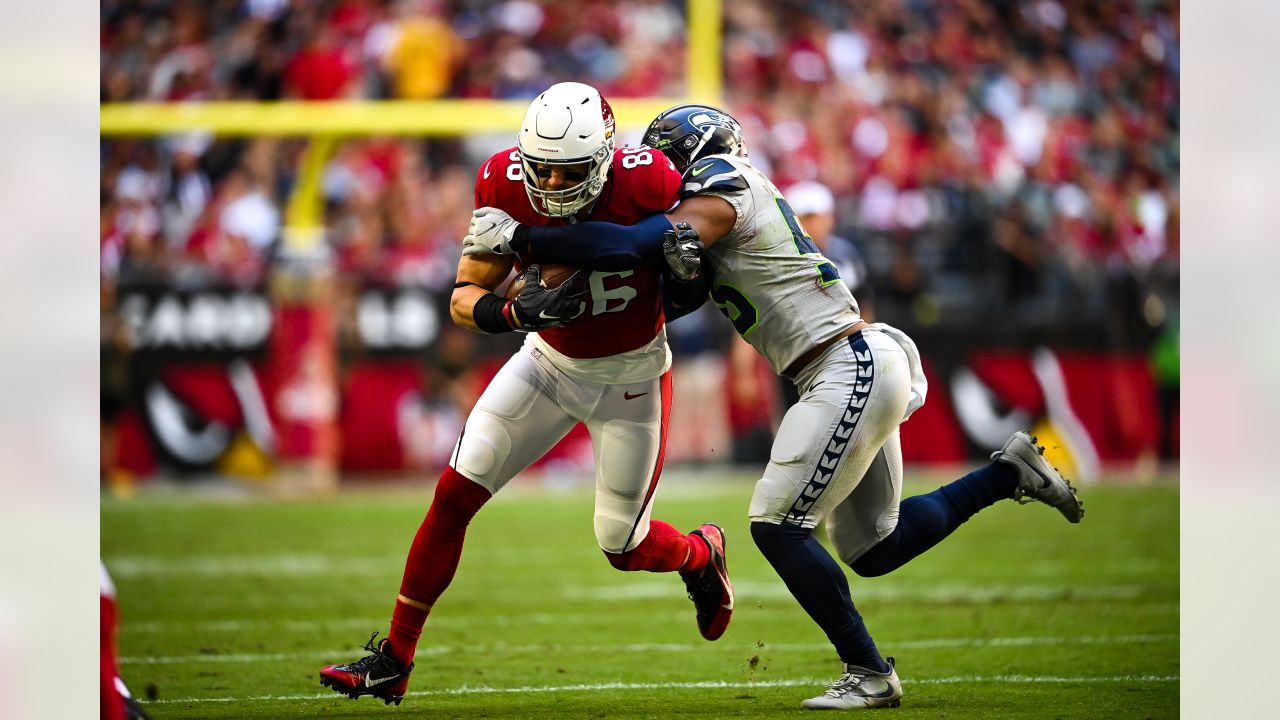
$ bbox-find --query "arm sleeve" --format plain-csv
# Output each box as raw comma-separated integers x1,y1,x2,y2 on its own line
661,270,711,322
512,214,675,271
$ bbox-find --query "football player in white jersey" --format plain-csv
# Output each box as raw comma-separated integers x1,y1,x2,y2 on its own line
463,104,1083,710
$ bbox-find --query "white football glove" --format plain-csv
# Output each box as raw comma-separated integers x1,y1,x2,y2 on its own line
462,207,520,256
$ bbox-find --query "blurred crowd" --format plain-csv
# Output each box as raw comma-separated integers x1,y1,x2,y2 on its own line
101,0,1179,348
100,0,686,102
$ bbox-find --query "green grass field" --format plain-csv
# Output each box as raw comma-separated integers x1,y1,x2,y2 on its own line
102,472,1178,719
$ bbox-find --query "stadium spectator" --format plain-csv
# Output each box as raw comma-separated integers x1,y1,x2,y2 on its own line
381,0,462,99
283,23,358,100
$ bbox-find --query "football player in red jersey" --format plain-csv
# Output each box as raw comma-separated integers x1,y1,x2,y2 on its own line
318,83,733,705
101,563,151,720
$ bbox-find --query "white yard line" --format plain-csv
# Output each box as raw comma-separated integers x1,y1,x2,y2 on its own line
124,599,1178,636
121,633,1176,665
568,579,1155,602
124,610,698,634
146,674,1180,704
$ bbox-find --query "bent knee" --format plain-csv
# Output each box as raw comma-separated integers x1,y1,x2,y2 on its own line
848,555,890,578
750,520,809,550
452,411,512,487
603,547,641,571
594,506,644,555
750,520,784,548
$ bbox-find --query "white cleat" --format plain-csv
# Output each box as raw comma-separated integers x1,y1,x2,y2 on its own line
991,431,1084,523
801,657,902,710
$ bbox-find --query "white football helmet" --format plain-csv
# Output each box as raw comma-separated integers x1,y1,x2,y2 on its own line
517,82,615,217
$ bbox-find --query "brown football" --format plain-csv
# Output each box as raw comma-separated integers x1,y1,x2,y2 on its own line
503,263,581,300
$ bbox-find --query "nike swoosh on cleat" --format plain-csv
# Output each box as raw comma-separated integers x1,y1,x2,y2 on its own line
365,673,395,687
865,686,898,699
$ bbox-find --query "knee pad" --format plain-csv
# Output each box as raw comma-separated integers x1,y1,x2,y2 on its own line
594,506,645,555
452,410,511,488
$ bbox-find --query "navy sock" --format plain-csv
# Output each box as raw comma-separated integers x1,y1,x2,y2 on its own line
850,462,1019,577
750,521,887,672
939,460,1019,517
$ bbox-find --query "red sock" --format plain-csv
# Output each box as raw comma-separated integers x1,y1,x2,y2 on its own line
388,466,492,665
605,520,710,573
101,591,125,720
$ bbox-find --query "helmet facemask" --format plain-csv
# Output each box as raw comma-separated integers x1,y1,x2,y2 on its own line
517,82,616,217
519,146,610,217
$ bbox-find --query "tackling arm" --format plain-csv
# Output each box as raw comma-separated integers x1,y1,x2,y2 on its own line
661,270,711,321
662,195,737,250
508,194,737,267
511,214,673,270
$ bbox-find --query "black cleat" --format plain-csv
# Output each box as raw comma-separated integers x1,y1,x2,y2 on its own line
319,632,414,704
681,523,734,640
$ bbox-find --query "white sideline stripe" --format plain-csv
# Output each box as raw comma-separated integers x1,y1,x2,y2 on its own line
570,580,1151,603
147,674,1180,704
120,633,1176,665
107,549,566,578
107,554,1175,585
125,601,1180,635
125,611,698,634
108,554,405,578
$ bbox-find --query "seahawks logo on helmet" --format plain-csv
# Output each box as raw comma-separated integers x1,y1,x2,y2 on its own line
689,111,737,132
644,104,746,172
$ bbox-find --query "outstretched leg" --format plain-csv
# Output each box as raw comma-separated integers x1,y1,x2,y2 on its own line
320,348,576,703
318,466,492,704
751,521,888,672
388,466,493,662
847,459,1018,577
834,430,1082,577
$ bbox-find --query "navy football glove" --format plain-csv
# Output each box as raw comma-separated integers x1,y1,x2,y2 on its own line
663,221,703,281
509,265,588,330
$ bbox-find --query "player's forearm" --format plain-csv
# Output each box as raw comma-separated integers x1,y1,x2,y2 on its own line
451,286,518,334
662,272,710,322
511,214,674,271
450,285,488,332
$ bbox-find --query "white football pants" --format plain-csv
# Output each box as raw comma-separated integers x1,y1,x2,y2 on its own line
748,324,927,563
450,343,670,554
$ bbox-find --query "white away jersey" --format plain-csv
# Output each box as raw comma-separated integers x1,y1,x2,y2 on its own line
683,153,862,374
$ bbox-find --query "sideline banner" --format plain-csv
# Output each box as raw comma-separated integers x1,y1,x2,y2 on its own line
107,288,1172,477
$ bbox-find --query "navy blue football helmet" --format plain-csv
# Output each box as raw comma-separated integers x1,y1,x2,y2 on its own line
643,104,746,172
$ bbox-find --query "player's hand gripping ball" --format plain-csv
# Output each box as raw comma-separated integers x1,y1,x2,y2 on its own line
504,264,588,330
503,263,581,300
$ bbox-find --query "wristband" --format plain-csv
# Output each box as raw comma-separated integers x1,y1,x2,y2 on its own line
472,293,516,334
510,224,532,254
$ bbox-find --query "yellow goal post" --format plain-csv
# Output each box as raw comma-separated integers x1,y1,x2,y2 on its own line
100,0,722,248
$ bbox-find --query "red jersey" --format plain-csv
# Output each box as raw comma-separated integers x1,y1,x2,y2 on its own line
473,146,682,358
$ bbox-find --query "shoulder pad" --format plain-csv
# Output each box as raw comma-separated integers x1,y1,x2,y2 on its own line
680,156,748,200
